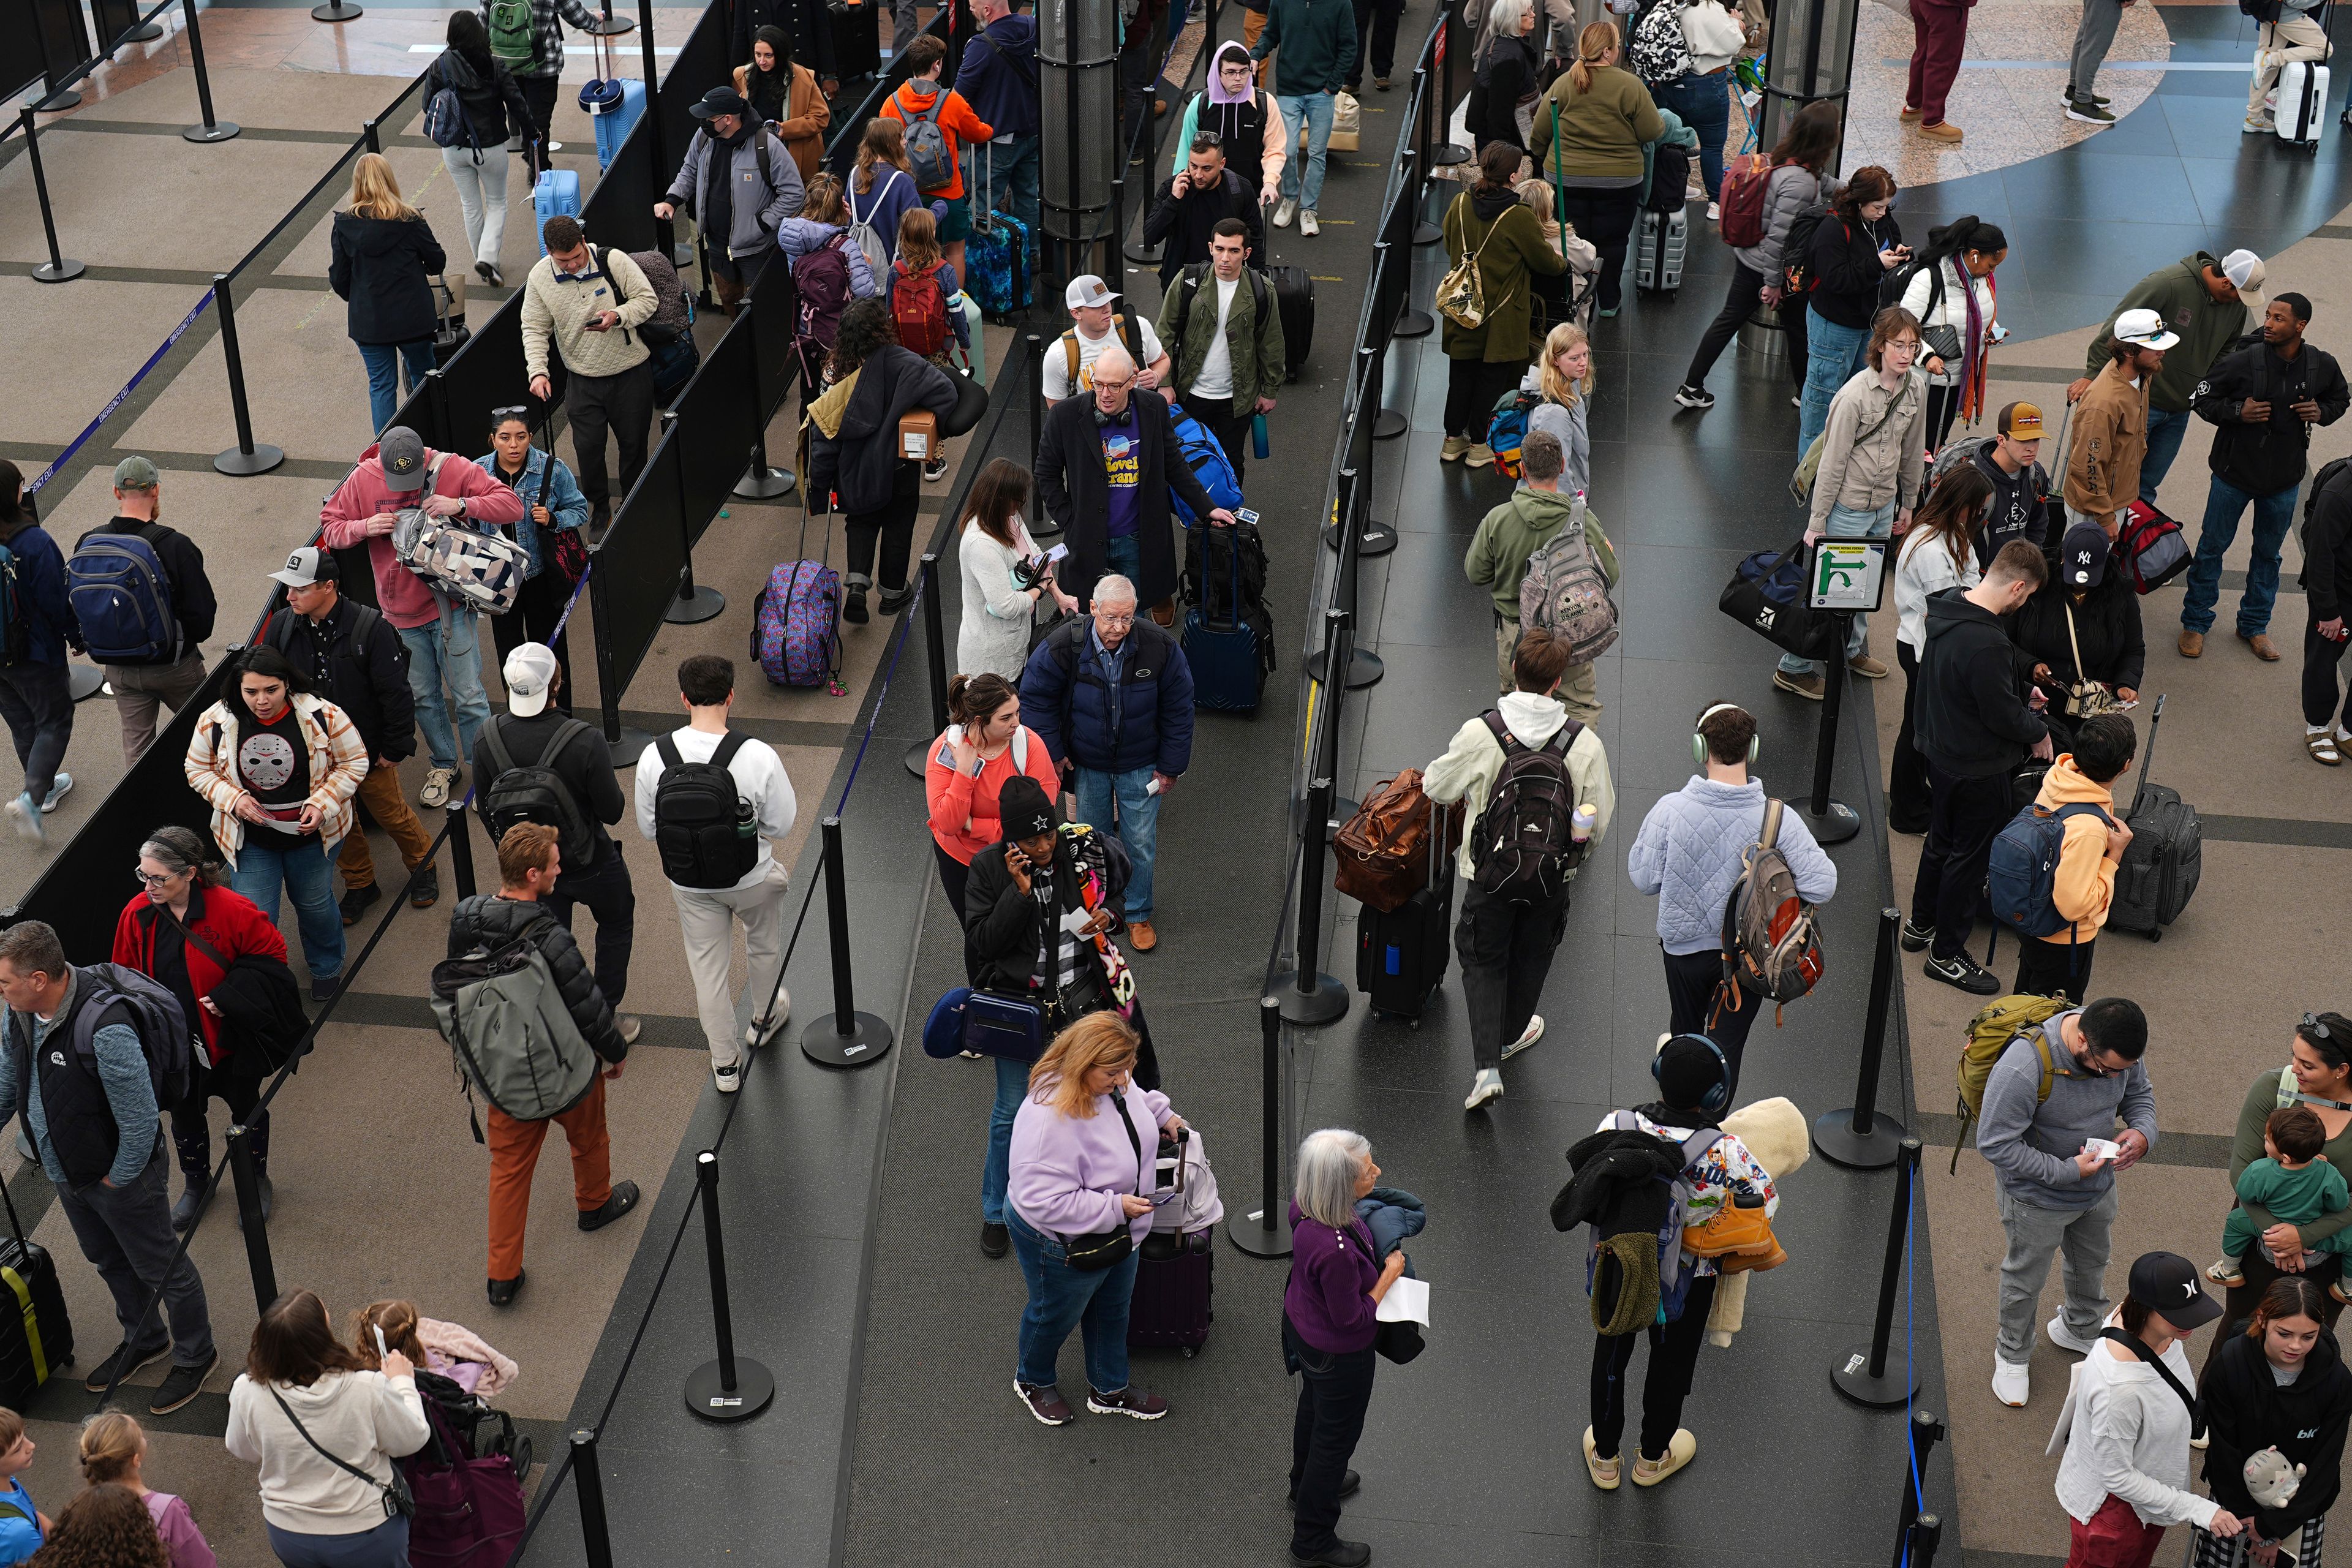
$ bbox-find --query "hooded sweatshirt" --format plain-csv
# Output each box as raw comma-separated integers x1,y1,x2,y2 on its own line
223,1370,432,1535
1465,484,1582,619
1420,692,1617,883
1913,587,2049,779
317,442,527,629
1977,1011,2157,1210
1627,775,1839,954
2202,1327,2352,1541
2024,756,2121,948
2084,252,2253,414
1172,42,1289,194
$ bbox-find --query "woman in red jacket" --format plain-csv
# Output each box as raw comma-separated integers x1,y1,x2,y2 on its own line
925,672,1062,928
112,825,289,1232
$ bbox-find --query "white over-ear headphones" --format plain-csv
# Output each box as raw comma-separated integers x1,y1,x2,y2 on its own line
1694,703,1760,768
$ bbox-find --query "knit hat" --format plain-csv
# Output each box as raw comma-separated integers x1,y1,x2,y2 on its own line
998,777,1057,841
1655,1034,1727,1112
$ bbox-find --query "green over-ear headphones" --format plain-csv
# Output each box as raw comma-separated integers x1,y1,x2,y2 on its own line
1694,703,1760,768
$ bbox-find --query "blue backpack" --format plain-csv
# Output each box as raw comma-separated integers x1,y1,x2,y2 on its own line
1988,800,2114,941
1165,401,1243,527
67,529,178,665
423,83,479,151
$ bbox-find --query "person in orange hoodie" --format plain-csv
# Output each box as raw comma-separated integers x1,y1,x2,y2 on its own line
881,34,992,285
2015,710,2138,1003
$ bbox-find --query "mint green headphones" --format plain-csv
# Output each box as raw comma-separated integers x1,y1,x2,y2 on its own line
1694,703,1760,768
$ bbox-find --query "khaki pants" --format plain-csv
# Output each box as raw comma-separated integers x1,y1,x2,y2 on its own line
336,766,437,891
671,858,791,1071
105,653,207,766
1244,7,1271,84
1494,616,1601,722
2252,11,2331,117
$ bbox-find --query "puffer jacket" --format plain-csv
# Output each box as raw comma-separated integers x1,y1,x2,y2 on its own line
805,347,958,514
1018,617,1194,778
1627,775,1838,953
777,217,881,297
424,47,533,150
184,693,371,869
446,894,628,1064
1733,162,1828,283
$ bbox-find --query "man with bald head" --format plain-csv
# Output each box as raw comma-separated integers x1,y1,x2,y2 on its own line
1035,342,1238,627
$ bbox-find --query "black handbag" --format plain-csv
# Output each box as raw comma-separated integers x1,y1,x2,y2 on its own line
268,1387,417,1519
1376,1321,1426,1364
1061,1093,1145,1273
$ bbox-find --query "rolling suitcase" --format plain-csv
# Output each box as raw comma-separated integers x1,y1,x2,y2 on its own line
0,1180,74,1408
1264,232,1314,383
532,168,580,257
1182,520,1270,712
2279,32,2331,148
1129,1130,1219,1354
963,143,1033,317
2108,694,2203,940
578,34,644,170
1355,805,1455,1021
1635,208,1686,294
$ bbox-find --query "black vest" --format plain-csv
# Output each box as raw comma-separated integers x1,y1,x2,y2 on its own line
1195,92,1270,195
9,970,139,1189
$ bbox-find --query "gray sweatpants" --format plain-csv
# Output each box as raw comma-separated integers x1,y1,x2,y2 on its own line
1996,1182,2117,1365
2069,0,2126,96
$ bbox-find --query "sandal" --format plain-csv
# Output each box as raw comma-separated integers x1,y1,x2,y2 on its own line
1583,1427,1619,1491
2312,731,2343,767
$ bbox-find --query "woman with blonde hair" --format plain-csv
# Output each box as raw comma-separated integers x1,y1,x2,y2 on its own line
1528,20,1662,319
848,118,938,269
328,152,447,434
77,1414,216,1568
1003,1011,1189,1427
1515,320,1596,495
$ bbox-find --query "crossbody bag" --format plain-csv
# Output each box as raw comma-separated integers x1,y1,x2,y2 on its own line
2097,1327,2204,1440
268,1386,417,1518
1061,1091,1146,1272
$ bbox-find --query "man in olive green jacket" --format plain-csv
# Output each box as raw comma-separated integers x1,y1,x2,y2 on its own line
1464,431,1617,716
1155,220,1287,480
2070,248,2264,505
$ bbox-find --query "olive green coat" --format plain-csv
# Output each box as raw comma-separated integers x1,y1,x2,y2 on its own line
1440,193,1567,363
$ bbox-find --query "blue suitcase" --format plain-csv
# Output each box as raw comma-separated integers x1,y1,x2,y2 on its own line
533,168,580,256
1181,523,1267,714
583,77,646,169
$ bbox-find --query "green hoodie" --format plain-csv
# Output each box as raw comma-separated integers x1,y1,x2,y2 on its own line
1463,486,1618,619
1248,0,1357,98
2083,251,2254,414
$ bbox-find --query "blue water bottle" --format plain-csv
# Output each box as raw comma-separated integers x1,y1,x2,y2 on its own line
1252,412,1270,459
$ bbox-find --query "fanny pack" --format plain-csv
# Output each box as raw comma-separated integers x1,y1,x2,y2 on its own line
1062,1093,1145,1272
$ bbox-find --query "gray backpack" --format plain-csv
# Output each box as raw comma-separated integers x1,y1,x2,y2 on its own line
900,91,954,192
1518,503,1619,666
430,934,597,1129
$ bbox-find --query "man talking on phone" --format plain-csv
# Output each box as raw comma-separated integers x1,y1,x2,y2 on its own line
1142,134,1265,290
521,214,658,530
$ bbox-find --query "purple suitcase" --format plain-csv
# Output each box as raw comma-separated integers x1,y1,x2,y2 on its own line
1128,1229,1214,1355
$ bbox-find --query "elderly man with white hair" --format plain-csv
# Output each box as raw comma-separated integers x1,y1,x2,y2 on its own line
1034,342,1238,627
1017,573,1196,952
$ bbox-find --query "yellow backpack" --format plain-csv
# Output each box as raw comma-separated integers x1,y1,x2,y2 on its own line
1951,994,2071,1172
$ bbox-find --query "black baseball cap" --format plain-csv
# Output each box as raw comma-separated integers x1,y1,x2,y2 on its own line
2128,1251,2222,1330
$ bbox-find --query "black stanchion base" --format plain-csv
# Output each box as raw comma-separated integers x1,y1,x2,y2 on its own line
665,585,726,625
1798,799,1862,846
116,21,164,40
1227,1208,1295,1259
1321,519,1398,557
1028,515,1063,540
1123,243,1163,267
1372,408,1408,441
1314,644,1383,692
32,89,82,111
583,13,634,30
1831,1351,1920,1409
68,665,104,703
684,1357,775,1421
183,121,241,143
309,0,361,18
1271,972,1348,1027
32,259,86,283
1812,1109,1911,1170
1393,307,1434,339
1412,219,1441,246
802,1012,894,1067
607,724,661,767
215,444,285,478
903,739,932,779
733,466,796,499
1433,142,1471,166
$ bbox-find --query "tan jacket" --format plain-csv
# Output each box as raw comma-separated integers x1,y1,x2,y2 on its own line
521,247,658,382
734,61,830,177
2065,361,2150,519
1811,368,1928,527
184,693,369,869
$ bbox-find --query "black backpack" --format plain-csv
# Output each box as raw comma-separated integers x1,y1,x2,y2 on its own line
1469,714,1585,904
475,715,600,872
1646,143,1690,214
1780,199,1832,295
652,733,759,889
62,965,195,1107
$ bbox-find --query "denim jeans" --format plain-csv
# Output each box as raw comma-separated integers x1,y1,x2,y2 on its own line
1076,764,1161,919
1008,1208,1139,1392
1654,74,1732,200
1779,499,1896,676
1796,310,1871,459
230,834,345,979
1275,92,1336,210
2140,405,2192,503
980,134,1042,252
2182,474,2301,636
981,1054,1029,1223
396,616,491,773
358,339,436,435
1102,532,1143,592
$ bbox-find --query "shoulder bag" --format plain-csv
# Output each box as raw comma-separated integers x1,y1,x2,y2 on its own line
2097,1326,2205,1439
268,1386,417,1518
1061,1091,1146,1272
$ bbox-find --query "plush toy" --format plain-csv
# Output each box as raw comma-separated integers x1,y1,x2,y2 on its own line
1705,1096,1809,1349
2244,1446,2305,1510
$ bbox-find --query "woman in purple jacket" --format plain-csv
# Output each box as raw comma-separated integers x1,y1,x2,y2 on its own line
1006,1012,1186,1428
1285,1129,1410,1568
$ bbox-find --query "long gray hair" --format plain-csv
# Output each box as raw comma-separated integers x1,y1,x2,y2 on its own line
140,825,220,887
1294,1128,1373,1230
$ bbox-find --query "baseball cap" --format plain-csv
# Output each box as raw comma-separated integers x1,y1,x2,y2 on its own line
503,643,561,717
2112,307,2180,353
2128,1251,2222,1332
689,85,751,119
111,456,160,490
378,427,429,492
2223,248,2267,312
1065,275,1117,312
1997,402,2043,442
270,546,337,589
2059,522,2109,589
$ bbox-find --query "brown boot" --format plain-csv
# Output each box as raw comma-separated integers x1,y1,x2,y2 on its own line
1920,121,1964,143
2242,631,2283,662
2177,628,2205,658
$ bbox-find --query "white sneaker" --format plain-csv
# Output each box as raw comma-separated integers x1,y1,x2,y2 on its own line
1502,1015,1544,1061
745,988,791,1047
418,766,458,809
1299,208,1320,236
1992,1359,2029,1407
39,772,71,813
616,1016,643,1046
2047,1314,2099,1355
1706,200,1721,222
1273,198,1297,228
5,794,43,846
714,1060,741,1094
1464,1068,1505,1110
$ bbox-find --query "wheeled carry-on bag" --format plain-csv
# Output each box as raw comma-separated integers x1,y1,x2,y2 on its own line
1264,230,1314,383
533,168,580,257
1182,517,1271,712
1129,1129,1221,1355
0,1179,73,1409
2277,1,2333,149
1636,208,1686,293
2107,693,2203,940
1355,800,1456,1021
578,32,645,170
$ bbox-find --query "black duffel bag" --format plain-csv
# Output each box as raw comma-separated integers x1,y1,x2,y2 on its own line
1719,540,1842,661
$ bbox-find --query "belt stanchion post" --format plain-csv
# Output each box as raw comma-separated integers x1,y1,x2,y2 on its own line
1324,352,1397,561
802,816,896,1066
312,0,363,29
226,1125,277,1313
570,1432,616,1568
1904,1513,1943,1568
179,0,243,132
1800,604,1861,845
1831,1136,1923,1407
734,307,797,499
1433,10,1469,165
684,1149,777,1420
210,275,285,477
1409,63,1441,244
20,110,85,283
1393,159,1435,331
1894,1411,1945,1566
662,412,726,623
1368,246,1408,440
1316,469,1383,694
362,119,381,155
584,559,655,765
1228,995,1295,1258
1025,334,1057,538
1310,608,1357,815
902,552,950,778
1274,775,1349,1024
446,798,478,899
1815,908,1910,1167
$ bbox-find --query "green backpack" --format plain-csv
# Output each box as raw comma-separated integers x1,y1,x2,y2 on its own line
430,933,598,1133
488,0,537,69
1951,993,2071,1172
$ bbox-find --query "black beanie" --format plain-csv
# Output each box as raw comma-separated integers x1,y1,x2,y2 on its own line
998,776,1057,842
1655,1035,1726,1112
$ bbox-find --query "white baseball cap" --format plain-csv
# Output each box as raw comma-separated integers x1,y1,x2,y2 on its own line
1065,275,1117,311
2113,306,2180,352
503,643,560,717
270,546,336,589
2222,248,2267,312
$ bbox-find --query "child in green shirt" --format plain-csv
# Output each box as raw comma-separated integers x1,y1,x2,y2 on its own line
2216,1105,2352,1289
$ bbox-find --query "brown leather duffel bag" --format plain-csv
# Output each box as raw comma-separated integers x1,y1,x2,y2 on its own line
1333,771,1463,914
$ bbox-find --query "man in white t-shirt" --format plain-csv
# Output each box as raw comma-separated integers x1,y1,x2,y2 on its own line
1042,274,1173,404
633,654,799,1094
1155,220,1286,479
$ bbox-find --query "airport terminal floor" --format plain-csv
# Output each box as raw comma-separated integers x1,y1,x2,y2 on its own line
4,0,2352,1561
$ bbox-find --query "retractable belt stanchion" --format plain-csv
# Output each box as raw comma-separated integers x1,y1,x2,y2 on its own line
1431,9,1469,165
1228,996,1295,1257
20,110,84,282
211,275,285,477
1273,776,1349,1025
445,798,478,898
312,0,363,31
1893,1410,1946,1567
734,304,797,498
1831,1136,1923,1406
662,412,726,624
903,552,950,778
1812,908,1910,1168
803,816,896,1065
1368,244,1409,440
1392,156,1434,334
569,1432,617,1568
227,1125,277,1313
684,1150,777,1419
1800,607,1862,845
176,0,240,140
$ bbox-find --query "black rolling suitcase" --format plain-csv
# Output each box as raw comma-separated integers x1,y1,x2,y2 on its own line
1355,805,1455,1021
0,1179,74,1406
2108,694,2203,940
1262,232,1314,383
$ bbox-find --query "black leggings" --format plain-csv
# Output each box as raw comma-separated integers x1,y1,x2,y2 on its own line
169,1058,268,1187
1683,263,1769,390
2305,610,2352,728
1890,641,1931,832
1591,1272,1717,1461
845,464,922,594
491,568,576,710
1555,187,1641,312
1444,357,1519,440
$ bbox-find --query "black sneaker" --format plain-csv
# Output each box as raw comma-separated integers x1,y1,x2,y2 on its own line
85,1341,168,1393
1925,952,2002,995
981,1221,1009,1258
488,1271,525,1308
1289,1543,1371,1568
921,456,949,483
1672,384,1716,410
338,884,380,927
579,1180,641,1232
407,862,440,910
150,1353,215,1416
1899,918,1935,952
876,582,916,616
2061,81,2111,106
2065,96,2116,124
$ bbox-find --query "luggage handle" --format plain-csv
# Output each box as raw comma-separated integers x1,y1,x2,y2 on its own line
2125,692,2164,817
0,1166,27,1253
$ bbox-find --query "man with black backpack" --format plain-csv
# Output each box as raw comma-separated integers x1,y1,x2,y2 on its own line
0,459,78,849
71,456,216,767
0,921,217,1415
655,86,805,314
477,644,637,1040
1423,630,1615,1112
633,655,798,1093
1155,220,1286,479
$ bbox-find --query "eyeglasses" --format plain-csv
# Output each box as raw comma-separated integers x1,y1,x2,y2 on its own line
1094,612,1135,627
132,867,178,888
1095,377,1135,393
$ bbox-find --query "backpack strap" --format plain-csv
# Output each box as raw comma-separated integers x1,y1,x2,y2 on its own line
475,714,516,779
2097,1327,2205,1439
655,733,684,772
1480,709,1519,755
1758,797,1785,851
709,730,748,772
1061,330,1081,388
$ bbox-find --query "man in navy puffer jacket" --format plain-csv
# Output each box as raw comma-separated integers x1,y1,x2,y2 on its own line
1019,576,1194,952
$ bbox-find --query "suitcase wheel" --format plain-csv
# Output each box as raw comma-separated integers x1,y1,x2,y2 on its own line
1182,1346,1196,1359
2147,927,2162,943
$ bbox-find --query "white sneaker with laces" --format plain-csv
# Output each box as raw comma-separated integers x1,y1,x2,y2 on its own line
1502,1016,1544,1061
746,988,791,1046
1299,208,1320,236
2046,1314,2099,1355
714,1060,741,1095
39,772,71,813
1992,1359,2029,1407
1706,201,1721,222
1464,1069,1504,1110
1273,198,1298,228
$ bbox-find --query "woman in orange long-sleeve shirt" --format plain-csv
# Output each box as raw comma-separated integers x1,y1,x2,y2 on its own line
926,672,1061,927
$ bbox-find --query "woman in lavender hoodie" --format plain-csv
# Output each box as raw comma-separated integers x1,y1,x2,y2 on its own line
1006,1012,1186,1428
